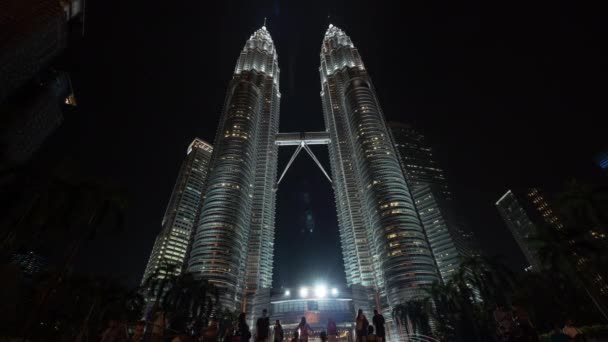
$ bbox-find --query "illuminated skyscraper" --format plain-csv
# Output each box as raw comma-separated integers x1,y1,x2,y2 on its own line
187,25,280,311
142,138,213,285
319,25,439,319
389,122,473,284
181,25,442,331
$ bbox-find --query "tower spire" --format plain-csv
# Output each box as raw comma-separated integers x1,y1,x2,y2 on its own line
263,17,267,27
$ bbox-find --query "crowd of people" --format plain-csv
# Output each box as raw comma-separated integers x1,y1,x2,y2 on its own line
136,307,385,342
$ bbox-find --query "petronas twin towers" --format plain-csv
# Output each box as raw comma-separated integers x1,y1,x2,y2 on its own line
185,24,439,318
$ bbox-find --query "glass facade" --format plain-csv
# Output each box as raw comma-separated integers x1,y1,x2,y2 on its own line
495,189,544,271
389,122,472,284
319,25,440,322
141,138,213,285
187,26,280,310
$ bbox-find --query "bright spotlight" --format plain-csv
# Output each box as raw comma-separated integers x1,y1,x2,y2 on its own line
331,288,339,296
315,285,327,298
299,287,308,298
285,290,290,296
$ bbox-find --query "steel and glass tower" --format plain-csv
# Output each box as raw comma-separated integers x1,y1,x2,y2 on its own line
319,25,439,316
389,122,473,284
142,138,213,284
187,25,280,310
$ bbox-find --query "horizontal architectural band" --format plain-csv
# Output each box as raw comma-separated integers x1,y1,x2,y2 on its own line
275,131,330,146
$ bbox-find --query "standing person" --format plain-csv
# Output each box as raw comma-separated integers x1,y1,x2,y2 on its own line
355,309,368,342
372,310,385,342
327,318,338,342
297,317,314,342
562,319,584,342
256,309,270,342
237,313,252,342
273,320,284,342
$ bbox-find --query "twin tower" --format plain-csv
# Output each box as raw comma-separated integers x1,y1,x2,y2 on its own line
186,24,440,319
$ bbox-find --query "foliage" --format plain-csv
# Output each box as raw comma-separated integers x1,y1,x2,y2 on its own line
142,265,221,337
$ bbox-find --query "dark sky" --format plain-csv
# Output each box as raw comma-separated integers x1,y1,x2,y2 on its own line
53,0,606,287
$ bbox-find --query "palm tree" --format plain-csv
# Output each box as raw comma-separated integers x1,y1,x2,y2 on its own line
393,299,432,338
142,269,220,338
161,273,219,334
528,222,608,322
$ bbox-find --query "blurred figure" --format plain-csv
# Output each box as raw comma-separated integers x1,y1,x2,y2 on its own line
238,313,252,342
494,304,513,340
130,321,145,342
562,319,584,342
150,309,168,342
297,317,314,342
355,309,368,342
100,319,128,342
223,325,234,342
170,316,193,342
372,309,385,342
290,330,299,342
549,323,569,342
320,331,327,342
366,326,377,342
273,320,284,342
256,309,270,342
327,318,338,342
203,318,220,342
512,304,538,341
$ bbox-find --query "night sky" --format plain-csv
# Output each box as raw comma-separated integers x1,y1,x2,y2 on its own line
52,0,606,287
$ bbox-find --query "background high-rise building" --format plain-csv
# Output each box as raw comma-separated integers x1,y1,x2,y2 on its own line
389,122,473,284
187,25,280,311
319,25,440,325
141,138,213,285
495,189,544,271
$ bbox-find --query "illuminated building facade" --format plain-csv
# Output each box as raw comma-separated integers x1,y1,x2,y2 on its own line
181,25,441,333
268,285,354,341
319,25,439,324
142,138,213,285
389,122,473,284
187,25,280,311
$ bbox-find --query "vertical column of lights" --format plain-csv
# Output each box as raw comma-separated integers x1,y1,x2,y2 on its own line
187,26,280,310
141,139,213,286
319,25,440,310
245,25,281,315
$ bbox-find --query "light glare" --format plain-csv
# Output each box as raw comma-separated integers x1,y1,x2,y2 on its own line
285,290,290,296
331,288,339,296
315,285,327,298
299,287,308,298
